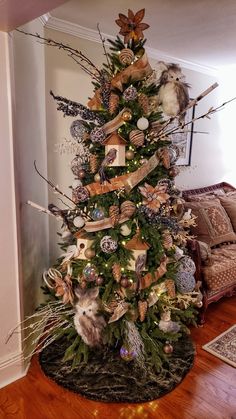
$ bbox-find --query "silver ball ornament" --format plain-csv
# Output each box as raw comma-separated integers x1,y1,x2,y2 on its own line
91,208,105,221
83,264,97,282
73,216,85,228
137,117,149,130
84,248,96,259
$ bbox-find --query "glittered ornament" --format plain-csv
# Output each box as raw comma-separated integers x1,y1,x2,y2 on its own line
70,120,88,142
72,186,90,203
91,208,105,221
94,173,101,182
82,264,97,282
123,86,138,102
73,216,85,228
100,236,118,253
129,129,144,147
120,345,137,361
90,127,106,143
125,149,135,160
71,157,82,177
163,341,173,354
96,275,104,285
119,48,134,65
179,256,196,275
120,223,131,236
175,271,196,294
84,248,96,259
122,110,132,122
137,117,149,130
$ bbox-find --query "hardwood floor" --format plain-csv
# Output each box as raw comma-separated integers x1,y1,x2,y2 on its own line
0,296,236,419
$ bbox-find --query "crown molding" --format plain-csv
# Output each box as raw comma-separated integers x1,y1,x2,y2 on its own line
38,13,51,27
44,13,218,76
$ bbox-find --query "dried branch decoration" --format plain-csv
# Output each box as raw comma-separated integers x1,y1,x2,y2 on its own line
17,29,102,81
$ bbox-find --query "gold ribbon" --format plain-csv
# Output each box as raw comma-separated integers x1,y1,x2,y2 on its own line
111,52,153,91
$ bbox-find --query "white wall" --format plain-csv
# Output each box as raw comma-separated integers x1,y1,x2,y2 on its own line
0,18,49,388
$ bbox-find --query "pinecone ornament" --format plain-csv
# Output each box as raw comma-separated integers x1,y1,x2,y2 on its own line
129,130,145,147
162,230,173,250
138,300,148,322
89,154,98,173
138,93,149,114
109,205,120,226
165,279,176,298
109,92,119,114
112,263,122,282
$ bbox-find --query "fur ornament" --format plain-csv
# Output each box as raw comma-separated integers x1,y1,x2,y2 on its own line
73,287,106,347
157,62,190,117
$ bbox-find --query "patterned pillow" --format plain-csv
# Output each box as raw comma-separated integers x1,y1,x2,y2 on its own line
185,199,236,247
219,195,236,231
185,189,226,202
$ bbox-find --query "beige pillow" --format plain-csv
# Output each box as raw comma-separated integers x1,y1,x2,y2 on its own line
185,199,236,247
219,195,236,231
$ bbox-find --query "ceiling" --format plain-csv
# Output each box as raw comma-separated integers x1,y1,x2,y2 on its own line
49,0,236,70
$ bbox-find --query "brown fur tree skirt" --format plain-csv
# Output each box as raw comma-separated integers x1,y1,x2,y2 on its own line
39,335,195,403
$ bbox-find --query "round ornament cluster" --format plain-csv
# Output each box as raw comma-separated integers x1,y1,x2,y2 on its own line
70,120,88,142
119,48,134,65
178,256,196,275
83,264,97,282
73,186,90,203
123,86,138,101
100,235,118,253
90,127,106,144
175,271,196,294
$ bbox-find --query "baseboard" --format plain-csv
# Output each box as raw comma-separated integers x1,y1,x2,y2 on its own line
0,351,29,389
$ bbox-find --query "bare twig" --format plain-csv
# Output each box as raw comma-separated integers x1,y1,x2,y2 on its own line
97,23,112,72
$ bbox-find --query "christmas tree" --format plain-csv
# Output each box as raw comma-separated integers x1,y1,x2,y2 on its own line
16,8,215,401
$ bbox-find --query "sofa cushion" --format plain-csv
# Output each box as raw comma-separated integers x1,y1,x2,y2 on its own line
219,195,236,231
202,244,236,291
185,188,226,202
185,199,236,247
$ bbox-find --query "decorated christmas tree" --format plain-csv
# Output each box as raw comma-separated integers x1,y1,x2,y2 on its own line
14,8,224,402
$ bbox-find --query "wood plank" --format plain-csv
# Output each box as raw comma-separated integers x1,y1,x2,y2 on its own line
0,296,235,419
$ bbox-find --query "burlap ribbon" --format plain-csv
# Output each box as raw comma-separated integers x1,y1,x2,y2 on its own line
111,52,153,91
102,108,131,135
86,151,160,197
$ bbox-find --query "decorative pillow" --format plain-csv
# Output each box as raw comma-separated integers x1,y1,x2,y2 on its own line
185,199,236,247
185,189,226,202
219,195,236,231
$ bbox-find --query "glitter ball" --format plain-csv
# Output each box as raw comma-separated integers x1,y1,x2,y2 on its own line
91,208,105,221
123,86,138,102
120,345,137,361
70,120,88,142
90,127,106,143
100,235,118,253
83,264,97,282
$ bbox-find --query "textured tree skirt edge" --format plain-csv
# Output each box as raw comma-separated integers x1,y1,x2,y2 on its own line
39,335,195,403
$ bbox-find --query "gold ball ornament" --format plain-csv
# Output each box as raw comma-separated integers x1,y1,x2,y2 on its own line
94,173,101,182
122,110,132,122
125,150,135,160
163,341,173,354
84,248,96,259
